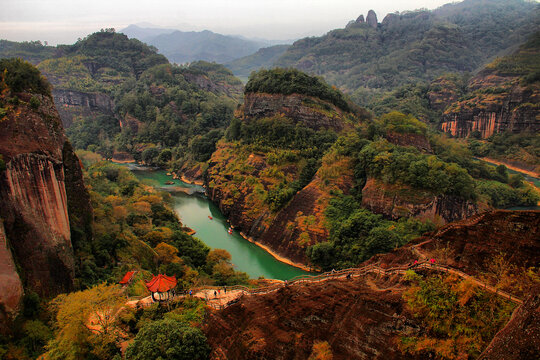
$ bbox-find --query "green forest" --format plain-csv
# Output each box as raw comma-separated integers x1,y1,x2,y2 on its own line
1,3,539,357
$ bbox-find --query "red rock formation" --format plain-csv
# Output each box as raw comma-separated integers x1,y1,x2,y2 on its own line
0,221,23,317
384,132,432,153
52,88,116,128
361,177,478,225
0,87,90,316
242,93,352,132
479,292,540,360
203,210,540,359
203,276,421,360
440,42,540,138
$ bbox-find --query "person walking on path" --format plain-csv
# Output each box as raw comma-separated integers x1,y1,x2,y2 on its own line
214,290,217,298
224,286,227,294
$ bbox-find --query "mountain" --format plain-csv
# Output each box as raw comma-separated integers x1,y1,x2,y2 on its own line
0,59,91,327
440,31,540,138
120,24,176,42
273,0,539,109
203,209,540,359
224,44,290,81
0,40,56,65
120,25,268,64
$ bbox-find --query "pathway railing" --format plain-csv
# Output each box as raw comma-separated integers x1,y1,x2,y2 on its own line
161,260,523,310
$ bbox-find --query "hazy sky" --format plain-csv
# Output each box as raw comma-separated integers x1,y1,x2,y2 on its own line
2,0,458,44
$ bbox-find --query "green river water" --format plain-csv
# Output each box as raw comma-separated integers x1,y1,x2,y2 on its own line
126,165,312,280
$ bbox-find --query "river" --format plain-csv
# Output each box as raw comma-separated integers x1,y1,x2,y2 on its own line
125,165,312,280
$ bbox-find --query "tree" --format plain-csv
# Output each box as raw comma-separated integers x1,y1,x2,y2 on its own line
155,242,182,265
45,284,125,360
125,319,210,360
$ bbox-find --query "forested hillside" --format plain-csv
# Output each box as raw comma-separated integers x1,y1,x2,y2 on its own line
271,0,539,113
0,30,244,172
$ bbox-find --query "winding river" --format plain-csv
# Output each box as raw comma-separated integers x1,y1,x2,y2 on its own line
126,165,311,280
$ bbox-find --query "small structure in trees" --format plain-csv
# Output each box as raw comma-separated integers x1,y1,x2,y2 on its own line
119,270,136,287
146,274,177,302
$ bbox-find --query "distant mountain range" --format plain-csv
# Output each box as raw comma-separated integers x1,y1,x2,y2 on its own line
120,24,291,64
223,0,540,111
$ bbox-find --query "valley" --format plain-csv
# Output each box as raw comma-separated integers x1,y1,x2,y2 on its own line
0,0,539,359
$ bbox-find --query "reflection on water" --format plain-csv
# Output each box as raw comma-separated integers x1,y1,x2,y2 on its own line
128,167,311,280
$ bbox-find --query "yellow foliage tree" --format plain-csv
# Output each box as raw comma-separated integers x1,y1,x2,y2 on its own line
46,284,125,360
309,341,333,360
155,242,182,265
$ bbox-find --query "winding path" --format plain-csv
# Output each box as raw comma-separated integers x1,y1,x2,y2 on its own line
131,259,523,310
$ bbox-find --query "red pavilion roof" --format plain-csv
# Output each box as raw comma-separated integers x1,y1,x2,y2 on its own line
119,271,136,285
146,274,177,293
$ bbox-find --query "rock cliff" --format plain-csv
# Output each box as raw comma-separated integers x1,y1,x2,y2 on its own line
440,33,540,138
479,292,539,360
206,91,355,264
361,177,479,225
0,70,91,318
52,88,115,128
203,210,540,359
242,92,351,132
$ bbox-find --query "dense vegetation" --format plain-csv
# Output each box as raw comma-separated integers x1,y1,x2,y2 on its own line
0,58,51,95
274,0,539,111
27,30,243,170
304,112,539,270
468,132,540,172
308,195,434,270
401,271,516,359
245,68,352,112
0,156,247,359
0,40,56,65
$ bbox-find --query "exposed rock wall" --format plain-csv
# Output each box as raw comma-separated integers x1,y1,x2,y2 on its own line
52,89,115,128
0,90,90,313
440,57,540,138
243,93,350,132
479,292,540,360
203,275,420,360
0,154,74,296
384,132,432,153
361,177,478,225
0,221,23,322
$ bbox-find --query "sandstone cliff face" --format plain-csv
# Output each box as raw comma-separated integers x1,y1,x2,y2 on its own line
52,89,115,128
361,177,478,225
0,221,23,319
204,275,421,360
479,292,540,360
384,132,432,153
0,91,90,315
183,72,243,100
204,210,539,359
440,60,540,138
206,91,356,264
242,93,351,132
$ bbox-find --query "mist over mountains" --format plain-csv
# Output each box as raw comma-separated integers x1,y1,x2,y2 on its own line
120,24,291,64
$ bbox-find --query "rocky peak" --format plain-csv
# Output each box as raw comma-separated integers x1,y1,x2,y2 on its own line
356,15,365,23
242,92,349,132
367,10,378,28
382,13,399,25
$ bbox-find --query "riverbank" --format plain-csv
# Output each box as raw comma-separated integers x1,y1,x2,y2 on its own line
239,232,315,273
179,174,204,186
480,157,539,178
